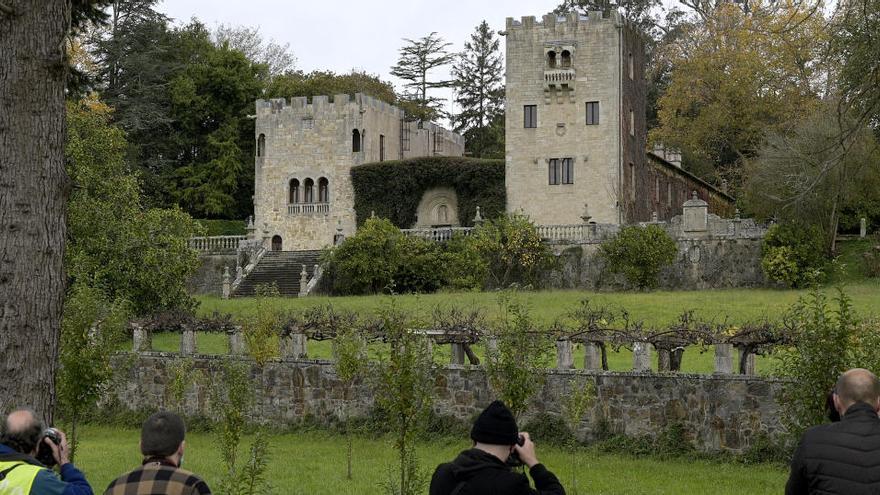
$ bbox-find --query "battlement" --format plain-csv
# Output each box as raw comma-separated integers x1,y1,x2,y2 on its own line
505,11,632,32
255,93,405,119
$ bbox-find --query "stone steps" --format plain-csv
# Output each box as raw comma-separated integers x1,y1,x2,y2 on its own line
233,250,322,297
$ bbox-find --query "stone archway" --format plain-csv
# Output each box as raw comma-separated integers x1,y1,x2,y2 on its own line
271,235,282,251
415,187,460,227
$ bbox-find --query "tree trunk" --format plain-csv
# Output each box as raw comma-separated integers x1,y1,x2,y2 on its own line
0,0,71,424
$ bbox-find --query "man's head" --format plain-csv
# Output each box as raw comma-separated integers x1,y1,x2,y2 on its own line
833,368,880,415
140,411,186,463
471,401,519,461
0,409,46,456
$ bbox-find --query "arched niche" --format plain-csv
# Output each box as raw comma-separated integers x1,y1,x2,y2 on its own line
414,187,460,228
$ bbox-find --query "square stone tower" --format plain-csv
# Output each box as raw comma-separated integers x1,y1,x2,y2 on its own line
504,12,646,225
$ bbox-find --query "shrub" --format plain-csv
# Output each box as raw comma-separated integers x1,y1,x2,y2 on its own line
520,413,572,447
195,219,247,236
599,224,677,289
464,214,554,289
761,223,828,288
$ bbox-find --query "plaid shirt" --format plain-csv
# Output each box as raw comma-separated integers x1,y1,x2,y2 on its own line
103,458,211,495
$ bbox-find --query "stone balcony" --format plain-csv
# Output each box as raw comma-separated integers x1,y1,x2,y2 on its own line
544,68,575,83
288,202,330,215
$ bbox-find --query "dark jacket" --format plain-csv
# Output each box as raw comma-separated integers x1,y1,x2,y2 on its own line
104,458,211,495
429,448,565,495
786,402,880,494
0,444,93,495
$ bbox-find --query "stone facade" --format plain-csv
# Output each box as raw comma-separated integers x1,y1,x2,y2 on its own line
252,94,463,251
110,353,785,453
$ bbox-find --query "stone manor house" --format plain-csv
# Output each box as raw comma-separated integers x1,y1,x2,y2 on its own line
249,11,733,254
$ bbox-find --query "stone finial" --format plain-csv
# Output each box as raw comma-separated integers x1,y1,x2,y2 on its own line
692,191,698,201
861,217,867,238
734,208,741,220
222,267,231,300
580,203,592,224
473,206,484,226
370,210,376,219
651,211,658,222
299,265,308,297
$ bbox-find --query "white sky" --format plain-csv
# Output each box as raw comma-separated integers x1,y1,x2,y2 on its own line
157,0,564,118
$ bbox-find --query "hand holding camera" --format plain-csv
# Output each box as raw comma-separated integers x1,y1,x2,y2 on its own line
509,432,539,469
36,427,70,468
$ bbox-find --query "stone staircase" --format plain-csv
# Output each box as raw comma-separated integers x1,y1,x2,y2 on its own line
233,250,322,297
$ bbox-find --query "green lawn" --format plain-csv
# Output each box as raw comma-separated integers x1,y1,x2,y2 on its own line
74,426,787,495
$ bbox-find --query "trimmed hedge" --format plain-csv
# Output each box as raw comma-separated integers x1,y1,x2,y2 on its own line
351,156,505,228
195,219,247,236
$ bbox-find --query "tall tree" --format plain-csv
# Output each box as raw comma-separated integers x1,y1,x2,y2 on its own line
214,23,296,79
390,32,455,122
832,0,880,133
452,21,505,158
0,0,72,422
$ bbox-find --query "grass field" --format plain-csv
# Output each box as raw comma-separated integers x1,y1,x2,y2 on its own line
75,426,787,495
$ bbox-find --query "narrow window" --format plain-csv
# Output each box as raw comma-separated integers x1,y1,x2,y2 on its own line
352,129,361,152
524,105,537,128
303,118,314,129
549,159,560,185
380,134,385,162
304,178,314,203
628,52,634,80
562,158,574,184
257,133,265,157
629,109,634,136
667,182,673,207
289,179,300,204
318,177,329,203
561,50,572,69
586,102,599,125
655,177,660,203
629,163,636,200
548,50,557,69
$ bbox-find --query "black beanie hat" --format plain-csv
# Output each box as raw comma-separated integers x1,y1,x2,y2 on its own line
471,400,519,445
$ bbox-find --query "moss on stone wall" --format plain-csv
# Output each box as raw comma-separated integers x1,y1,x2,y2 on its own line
351,156,505,228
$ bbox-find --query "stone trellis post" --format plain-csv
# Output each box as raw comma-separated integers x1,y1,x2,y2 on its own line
132,323,152,353
450,343,465,365
281,333,308,359
556,339,574,370
714,343,734,374
228,326,245,355
583,342,602,370
632,342,652,372
180,327,197,355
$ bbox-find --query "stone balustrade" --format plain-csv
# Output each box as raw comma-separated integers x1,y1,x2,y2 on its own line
287,203,330,215
188,235,247,253
400,226,474,242
126,326,764,376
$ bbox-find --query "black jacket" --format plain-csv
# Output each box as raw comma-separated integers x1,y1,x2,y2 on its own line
786,402,880,494
429,448,565,495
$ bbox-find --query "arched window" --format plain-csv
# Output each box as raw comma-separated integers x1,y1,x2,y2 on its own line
352,129,361,152
304,178,315,203
561,50,571,68
289,179,300,204
547,51,557,69
257,133,266,157
271,235,282,251
318,177,329,203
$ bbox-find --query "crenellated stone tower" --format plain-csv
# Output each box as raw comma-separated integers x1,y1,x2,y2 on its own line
252,93,464,251
504,12,647,225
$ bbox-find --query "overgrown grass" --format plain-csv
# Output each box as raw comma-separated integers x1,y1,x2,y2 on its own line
75,426,786,495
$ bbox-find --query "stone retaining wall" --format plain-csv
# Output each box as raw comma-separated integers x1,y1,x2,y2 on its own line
187,254,236,296
110,353,785,453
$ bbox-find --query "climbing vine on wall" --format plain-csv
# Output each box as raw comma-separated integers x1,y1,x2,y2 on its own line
350,156,505,228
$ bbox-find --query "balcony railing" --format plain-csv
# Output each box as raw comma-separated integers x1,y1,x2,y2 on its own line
188,235,246,253
288,203,330,215
544,69,575,83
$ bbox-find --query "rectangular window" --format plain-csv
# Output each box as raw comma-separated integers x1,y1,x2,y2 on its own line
303,118,314,129
562,158,574,184
655,177,660,203
524,105,537,128
380,134,385,162
548,159,560,185
629,163,636,200
667,182,673,207
586,102,599,125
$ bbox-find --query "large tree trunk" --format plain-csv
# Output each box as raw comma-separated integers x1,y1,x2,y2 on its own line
0,0,71,424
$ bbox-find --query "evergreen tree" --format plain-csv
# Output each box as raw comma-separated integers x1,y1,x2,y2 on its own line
452,21,504,158
390,32,455,122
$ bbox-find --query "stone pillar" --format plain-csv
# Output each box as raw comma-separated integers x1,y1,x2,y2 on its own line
861,217,867,238
657,349,671,372
682,191,709,233
714,344,734,374
282,333,308,359
556,340,574,370
583,342,602,370
222,266,231,299
299,265,309,297
738,348,756,375
132,324,152,353
228,326,244,355
632,342,652,372
450,343,465,365
180,328,197,356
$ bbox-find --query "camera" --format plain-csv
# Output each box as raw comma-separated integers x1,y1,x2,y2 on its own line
36,428,61,467
506,434,526,467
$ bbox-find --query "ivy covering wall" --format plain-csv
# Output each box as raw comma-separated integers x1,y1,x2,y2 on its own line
351,156,505,228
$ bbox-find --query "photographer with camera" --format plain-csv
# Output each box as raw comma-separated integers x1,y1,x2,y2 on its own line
430,400,565,495
0,408,94,495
